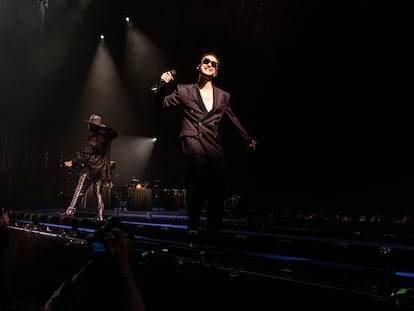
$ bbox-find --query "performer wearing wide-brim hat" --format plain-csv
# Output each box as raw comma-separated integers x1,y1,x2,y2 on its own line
63,113,118,221
85,114,107,127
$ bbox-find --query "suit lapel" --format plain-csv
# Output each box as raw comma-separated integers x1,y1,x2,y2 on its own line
189,84,208,113
188,84,222,116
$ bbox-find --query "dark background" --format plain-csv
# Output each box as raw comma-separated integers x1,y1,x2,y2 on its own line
0,0,412,218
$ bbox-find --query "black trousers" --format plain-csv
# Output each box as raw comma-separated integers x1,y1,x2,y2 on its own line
185,156,225,231
65,173,105,220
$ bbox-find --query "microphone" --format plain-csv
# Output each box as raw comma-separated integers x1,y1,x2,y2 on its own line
150,69,176,94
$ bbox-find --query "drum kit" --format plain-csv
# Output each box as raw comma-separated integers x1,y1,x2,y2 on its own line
129,178,150,190
126,177,186,210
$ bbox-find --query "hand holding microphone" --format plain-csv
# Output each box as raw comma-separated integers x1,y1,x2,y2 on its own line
150,69,176,94
161,70,176,83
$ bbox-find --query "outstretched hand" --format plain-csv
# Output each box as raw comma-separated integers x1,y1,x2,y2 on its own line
105,227,130,271
105,227,147,311
247,139,257,150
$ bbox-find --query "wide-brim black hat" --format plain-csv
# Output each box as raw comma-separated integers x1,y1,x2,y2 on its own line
85,114,107,127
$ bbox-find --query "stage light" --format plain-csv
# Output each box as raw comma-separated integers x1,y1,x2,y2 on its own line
125,17,130,22
100,34,104,40
152,137,157,142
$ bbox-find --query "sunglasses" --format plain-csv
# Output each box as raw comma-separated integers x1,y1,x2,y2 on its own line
201,58,219,68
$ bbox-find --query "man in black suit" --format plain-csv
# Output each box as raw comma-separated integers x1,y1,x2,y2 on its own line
152,52,257,233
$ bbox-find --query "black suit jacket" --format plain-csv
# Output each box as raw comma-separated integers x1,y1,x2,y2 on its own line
75,127,118,182
157,83,252,159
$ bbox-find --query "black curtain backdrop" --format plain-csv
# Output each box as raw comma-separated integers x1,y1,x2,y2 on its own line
1,0,412,217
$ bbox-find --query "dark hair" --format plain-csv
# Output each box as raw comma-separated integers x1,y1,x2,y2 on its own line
201,52,220,65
